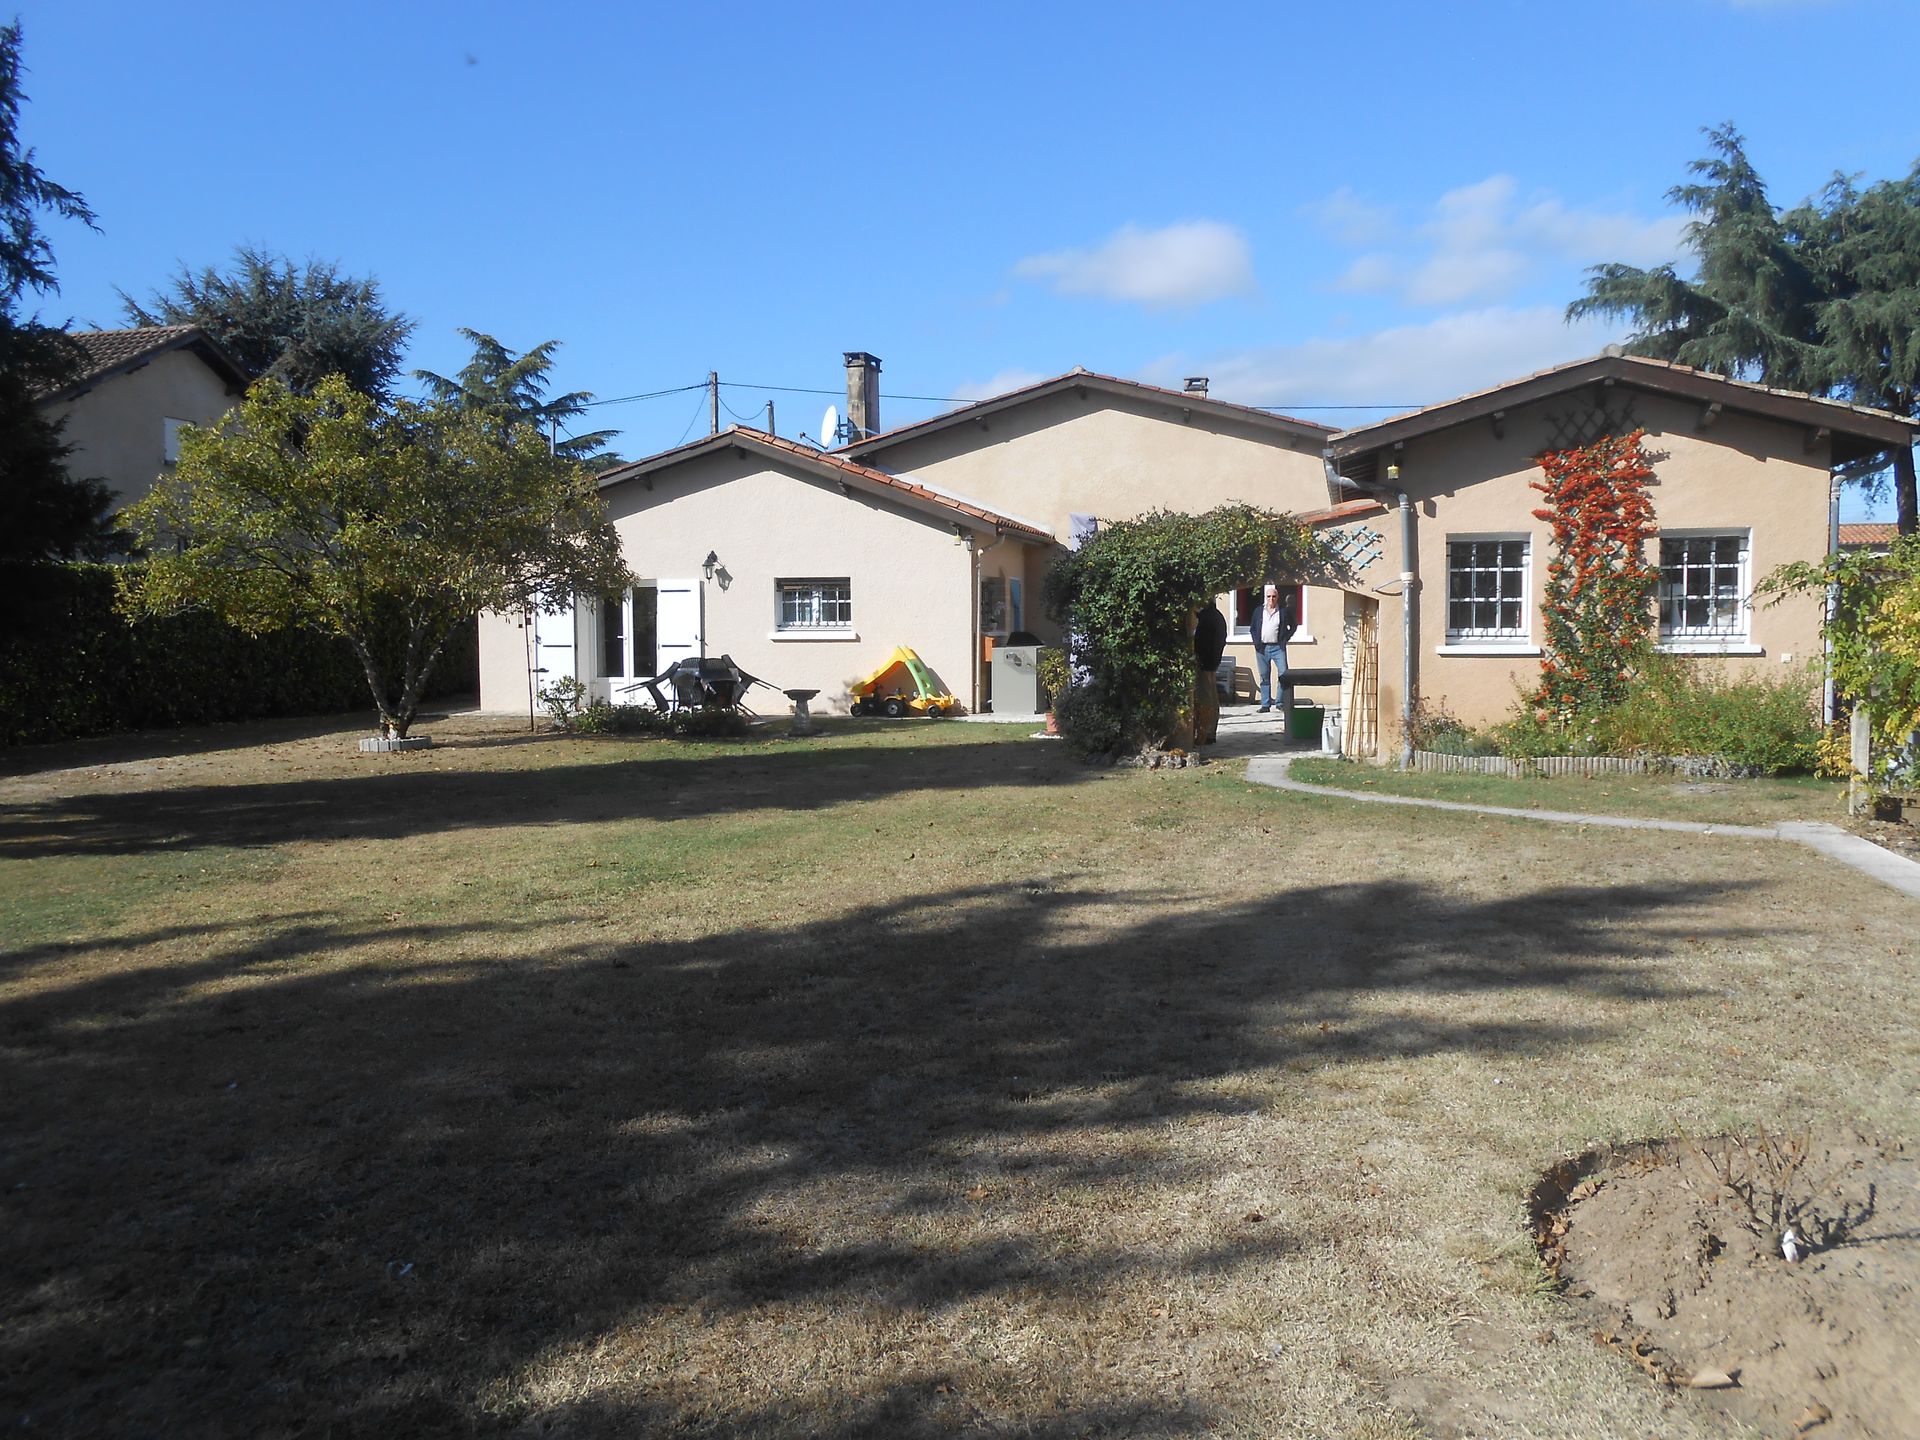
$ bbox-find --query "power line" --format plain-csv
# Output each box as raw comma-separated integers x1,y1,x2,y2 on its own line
581,382,708,409
720,380,981,405
672,389,710,447
579,375,1421,415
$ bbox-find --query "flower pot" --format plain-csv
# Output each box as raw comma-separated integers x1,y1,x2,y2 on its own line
1045,711,1060,736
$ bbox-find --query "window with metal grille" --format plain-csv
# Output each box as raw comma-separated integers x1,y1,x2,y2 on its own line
1659,534,1748,639
776,579,852,630
1445,538,1529,640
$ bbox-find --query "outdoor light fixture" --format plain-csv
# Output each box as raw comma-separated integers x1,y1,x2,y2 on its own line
1386,462,1400,482
702,550,718,580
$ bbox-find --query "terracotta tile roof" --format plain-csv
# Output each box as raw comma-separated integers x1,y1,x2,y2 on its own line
1839,522,1900,548
37,325,252,401
1328,352,1919,469
1294,497,1388,528
839,368,1333,457
596,427,1055,542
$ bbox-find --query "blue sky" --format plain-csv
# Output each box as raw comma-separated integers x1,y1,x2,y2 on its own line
20,0,1917,516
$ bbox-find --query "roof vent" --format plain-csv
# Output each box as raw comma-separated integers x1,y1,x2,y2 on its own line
1184,376,1209,397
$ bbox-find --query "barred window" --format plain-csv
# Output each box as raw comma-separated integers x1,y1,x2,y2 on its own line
1446,538,1529,640
776,579,852,630
1660,534,1748,639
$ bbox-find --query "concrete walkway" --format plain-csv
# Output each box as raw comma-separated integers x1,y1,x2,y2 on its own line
1245,750,1920,902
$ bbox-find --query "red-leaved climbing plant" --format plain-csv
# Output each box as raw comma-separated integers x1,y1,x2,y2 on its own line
1527,429,1658,723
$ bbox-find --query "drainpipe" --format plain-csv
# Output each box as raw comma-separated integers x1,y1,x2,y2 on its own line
1392,465,1417,769
1824,467,1842,726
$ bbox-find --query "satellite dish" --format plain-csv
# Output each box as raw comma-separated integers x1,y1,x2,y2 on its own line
820,404,840,448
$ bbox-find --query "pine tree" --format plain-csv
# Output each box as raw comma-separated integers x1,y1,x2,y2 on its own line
124,245,414,398
1569,125,1918,532
0,20,119,562
413,328,621,469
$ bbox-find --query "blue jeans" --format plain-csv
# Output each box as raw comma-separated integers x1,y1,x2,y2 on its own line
1253,644,1289,709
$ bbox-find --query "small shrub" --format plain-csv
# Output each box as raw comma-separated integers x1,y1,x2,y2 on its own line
1406,696,1500,756
1599,659,1819,775
538,676,589,728
1053,682,1128,758
669,707,750,738
568,702,667,736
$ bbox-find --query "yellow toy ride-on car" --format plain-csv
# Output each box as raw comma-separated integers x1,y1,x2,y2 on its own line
849,647,957,718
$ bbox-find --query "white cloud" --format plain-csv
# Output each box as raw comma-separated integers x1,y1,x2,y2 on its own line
1013,221,1256,309
1301,186,1396,246
1155,305,1622,413
1307,176,1684,308
950,368,1051,403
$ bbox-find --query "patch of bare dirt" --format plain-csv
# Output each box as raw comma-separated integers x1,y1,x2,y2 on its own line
1846,814,1920,864
1533,1131,1920,1438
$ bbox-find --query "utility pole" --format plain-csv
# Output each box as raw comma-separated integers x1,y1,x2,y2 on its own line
765,400,775,435
708,371,719,436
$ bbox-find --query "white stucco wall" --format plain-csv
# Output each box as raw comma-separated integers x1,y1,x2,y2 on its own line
44,348,241,513
478,445,984,716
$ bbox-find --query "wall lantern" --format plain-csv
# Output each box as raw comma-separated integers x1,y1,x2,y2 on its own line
702,550,719,581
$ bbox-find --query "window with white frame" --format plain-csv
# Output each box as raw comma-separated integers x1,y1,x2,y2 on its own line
595,587,658,679
162,417,190,464
1445,537,1530,642
1659,533,1749,641
776,578,852,631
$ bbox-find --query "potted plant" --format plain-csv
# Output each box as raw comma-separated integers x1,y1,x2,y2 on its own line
1036,647,1069,735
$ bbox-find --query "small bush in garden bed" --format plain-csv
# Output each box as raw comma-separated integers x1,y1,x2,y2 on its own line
1598,659,1820,776
1479,660,1822,775
559,702,751,739
1406,696,1501,756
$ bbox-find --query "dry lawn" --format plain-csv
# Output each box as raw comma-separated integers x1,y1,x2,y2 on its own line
2,713,1915,1438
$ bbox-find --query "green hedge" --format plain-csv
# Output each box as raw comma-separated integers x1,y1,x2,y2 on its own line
0,562,479,745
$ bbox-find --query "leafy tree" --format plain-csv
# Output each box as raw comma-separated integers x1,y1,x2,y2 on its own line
1569,125,1920,532
0,20,119,561
1789,165,1920,534
414,328,621,468
119,376,629,738
1042,504,1343,756
123,245,414,397
1763,536,1920,784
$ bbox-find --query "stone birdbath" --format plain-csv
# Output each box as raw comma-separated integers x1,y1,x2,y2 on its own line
784,688,821,737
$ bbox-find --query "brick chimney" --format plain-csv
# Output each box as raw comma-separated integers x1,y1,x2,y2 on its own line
1184,376,1209,397
844,352,881,439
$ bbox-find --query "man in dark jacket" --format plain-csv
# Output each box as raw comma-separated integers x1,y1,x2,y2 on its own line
1193,600,1227,744
1251,583,1297,714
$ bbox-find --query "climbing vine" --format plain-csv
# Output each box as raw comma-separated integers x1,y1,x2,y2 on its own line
1527,429,1659,723
1043,504,1345,756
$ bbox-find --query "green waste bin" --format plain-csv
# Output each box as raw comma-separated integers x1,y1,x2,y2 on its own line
1287,702,1324,742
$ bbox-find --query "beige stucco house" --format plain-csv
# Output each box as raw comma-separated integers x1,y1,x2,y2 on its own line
1327,353,1920,748
476,349,1919,754
476,356,1363,720
37,326,250,521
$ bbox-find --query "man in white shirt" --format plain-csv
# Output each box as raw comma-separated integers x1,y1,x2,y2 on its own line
1252,583,1297,715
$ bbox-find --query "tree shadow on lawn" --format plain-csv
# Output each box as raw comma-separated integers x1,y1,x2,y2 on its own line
0,874,1753,1436
0,705,496,780
0,730,1083,860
